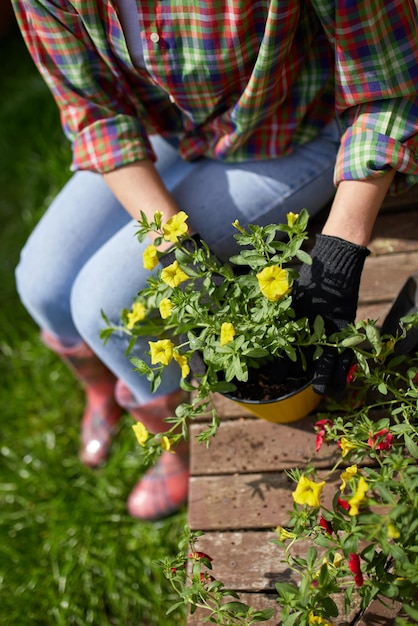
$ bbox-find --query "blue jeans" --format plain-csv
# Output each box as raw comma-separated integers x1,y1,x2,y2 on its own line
16,120,341,403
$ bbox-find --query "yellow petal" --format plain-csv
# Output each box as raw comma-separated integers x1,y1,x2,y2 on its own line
143,244,159,271
161,260,189,288
287,212,298,227
148,339,175,366
162,211,189,243
340,464,358,491
132,422,149,446
220,322,235,346
256,266,289,302
173,350,190,378
126,302,146,329
292,475,325,507
159,297,173,319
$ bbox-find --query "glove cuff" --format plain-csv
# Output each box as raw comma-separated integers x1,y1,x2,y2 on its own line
313,234,370,288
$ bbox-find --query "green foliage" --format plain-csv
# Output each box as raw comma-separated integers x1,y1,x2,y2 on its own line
102,209,329,464
273,317,418,624
159,529,275,625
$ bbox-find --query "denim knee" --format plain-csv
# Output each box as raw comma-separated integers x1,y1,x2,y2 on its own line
15,242,77,339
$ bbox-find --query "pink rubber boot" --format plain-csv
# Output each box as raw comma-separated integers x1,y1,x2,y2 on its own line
41,331,123,467
115,380,189,521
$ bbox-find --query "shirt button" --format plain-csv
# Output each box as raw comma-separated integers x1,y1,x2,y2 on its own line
150,32,160,43
169,94,176,103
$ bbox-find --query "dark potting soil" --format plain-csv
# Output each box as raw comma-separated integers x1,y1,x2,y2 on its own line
230,359,314,402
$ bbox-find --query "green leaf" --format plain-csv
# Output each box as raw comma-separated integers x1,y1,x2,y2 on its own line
340,334,365,348
130,357,152,375
378,382,388,395
252,609,275,621
365,322,382,354
322,596,339,618
405,435,418,459
221,601,250,615
295,249,312,265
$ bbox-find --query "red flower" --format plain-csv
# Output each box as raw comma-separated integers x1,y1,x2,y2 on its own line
200,572,215,584
348,553,364,587
367,428,393,451
319,515,333,535
314,419,333,453
337,497,350,512
346,364,358,384
188,551,213,562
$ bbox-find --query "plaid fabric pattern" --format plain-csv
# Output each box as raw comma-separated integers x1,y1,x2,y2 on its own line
12,0,418,192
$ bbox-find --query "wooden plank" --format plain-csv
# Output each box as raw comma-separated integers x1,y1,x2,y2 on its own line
354,598,404,625
369,213,418,256
359,251,418,304
380,184,418,212
186,531,311,590
356,301,392,325
188,474,340,531
186,531,361,624
190,416,338,476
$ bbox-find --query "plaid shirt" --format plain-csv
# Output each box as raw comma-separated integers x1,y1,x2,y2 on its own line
12,0,418,193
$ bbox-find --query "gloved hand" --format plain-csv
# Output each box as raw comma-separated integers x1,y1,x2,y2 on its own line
292,233,370,395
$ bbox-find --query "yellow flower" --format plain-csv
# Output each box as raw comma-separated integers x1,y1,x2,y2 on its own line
143,244,159,271
162,211,189,242
387,522,400,539
126,302,146,329
149,339,175,366
159,297,173,319
292,475,326,507
173,350,190,378
339,437,358,458
287,212,298,227
161,260,189,288
161,436,171,452
309,613,332,626
153,210,163,227
232,219,245,233
340,465,358,491
275,526,297,542
132,422,149,447
220,322,235,346
348,476,369,516
256,266,290,302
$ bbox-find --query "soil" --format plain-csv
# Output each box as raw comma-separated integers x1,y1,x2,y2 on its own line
228,358,314,402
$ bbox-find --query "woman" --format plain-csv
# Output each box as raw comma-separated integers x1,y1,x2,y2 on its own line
12,0,418,520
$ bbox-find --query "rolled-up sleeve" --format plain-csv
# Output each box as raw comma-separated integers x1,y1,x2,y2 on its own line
12,0,155,172
314,0,418,193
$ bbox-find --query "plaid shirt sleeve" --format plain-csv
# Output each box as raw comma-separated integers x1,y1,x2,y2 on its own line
313,0,418,194
11,0,157,172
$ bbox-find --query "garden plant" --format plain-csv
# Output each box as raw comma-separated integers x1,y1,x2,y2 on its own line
108,210,418,624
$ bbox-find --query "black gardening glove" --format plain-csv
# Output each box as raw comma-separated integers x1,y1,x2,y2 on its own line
292,234,370,396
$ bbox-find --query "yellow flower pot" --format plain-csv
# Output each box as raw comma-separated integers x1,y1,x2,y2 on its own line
225,380,321,424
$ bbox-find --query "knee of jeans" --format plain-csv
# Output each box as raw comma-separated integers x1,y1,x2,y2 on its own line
70,261,124,348
15,249,69,328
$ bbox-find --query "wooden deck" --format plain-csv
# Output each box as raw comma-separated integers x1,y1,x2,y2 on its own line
186,185,418,625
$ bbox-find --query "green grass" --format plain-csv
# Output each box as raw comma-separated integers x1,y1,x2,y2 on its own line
0,29,186,626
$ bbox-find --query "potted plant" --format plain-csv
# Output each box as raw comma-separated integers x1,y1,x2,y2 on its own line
101,209,332,459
